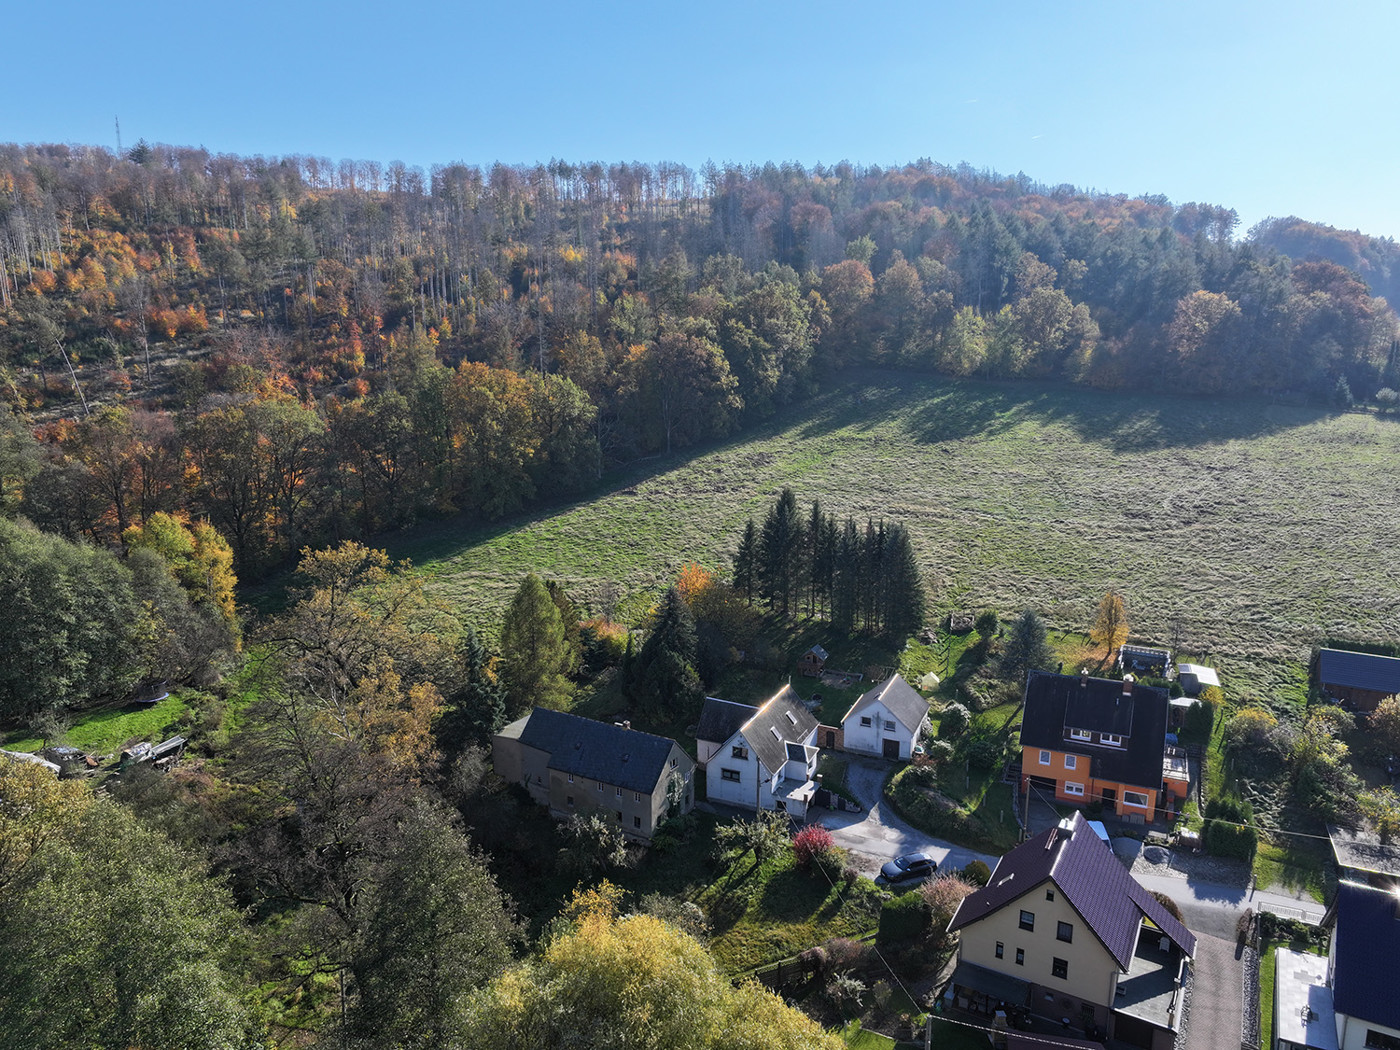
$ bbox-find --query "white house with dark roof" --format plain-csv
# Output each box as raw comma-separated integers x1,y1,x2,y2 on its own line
945,811,1195,1050
701,685,820,817
492,708,694,843
1327,881,1400,1050
840,673,930,760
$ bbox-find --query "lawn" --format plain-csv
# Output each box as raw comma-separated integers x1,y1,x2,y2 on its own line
1254,839,1333,904
384,371,1400,661
4,696,191,755
698,848,883,974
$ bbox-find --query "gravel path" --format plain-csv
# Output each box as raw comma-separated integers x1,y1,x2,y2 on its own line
1182,934,1245,1050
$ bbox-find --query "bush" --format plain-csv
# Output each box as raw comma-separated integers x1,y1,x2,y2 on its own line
938,703,970,738
825,973,866,1014
1182,699,1215,741
960,860,991,886
822,937,869,974
799,945,827,974
1203,795,1257,861
840,865,860,889
1149,889,1184,923
921,738,955,766
878,890,928,944
961,732,1007,770
1259,911,1328,948
792,824,836,871
975,611,999,639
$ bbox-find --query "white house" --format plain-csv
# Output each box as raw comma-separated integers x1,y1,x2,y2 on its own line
840,673,929,760
1328,881,1400,1050
701,685,820,817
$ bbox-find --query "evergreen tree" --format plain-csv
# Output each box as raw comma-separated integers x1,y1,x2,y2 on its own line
758,487,803,617
631,586,703,721
733,518,757,603
879,522,925,637
831,517,860,632
438,625,507,754
545,579,584,677
999,609,1056,687
499,573,573,718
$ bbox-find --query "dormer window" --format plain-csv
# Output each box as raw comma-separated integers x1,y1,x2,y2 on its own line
1101,733,1123,747
1069,728,1091,742
785,711,797,725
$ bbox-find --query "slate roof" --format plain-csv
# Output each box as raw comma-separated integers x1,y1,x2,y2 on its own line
697,697,757,745
1330,881,1400,1028
806,644,829,661
949,811,1196,970
1020,671,1169,791
1318,648,1400,694
516,708,680,796
742,685,818,775
841,673,930,734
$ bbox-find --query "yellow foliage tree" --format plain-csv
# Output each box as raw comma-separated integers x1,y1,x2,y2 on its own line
465,902,844,1050
1091,590,1129,656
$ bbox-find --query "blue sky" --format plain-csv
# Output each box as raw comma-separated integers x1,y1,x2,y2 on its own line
10,1,1400,239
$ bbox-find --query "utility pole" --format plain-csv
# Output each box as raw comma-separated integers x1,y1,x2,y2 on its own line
115,116,122,157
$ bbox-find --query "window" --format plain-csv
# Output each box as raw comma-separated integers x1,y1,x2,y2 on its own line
1101,733,1123,747
776,800,787,811
566,795,574,807
1365,1031,1400,1050
634,791,642,802
1065,782,1085,796
1015,948,1024,965
1019,910,1035,931
732,745,748,759
785,711,797,725
995,941,1004,959
1052,957,1068,980
1064,754,1077,770
1123,790,1149,808
860,716,872,727
633,816,642,829
1045,890,1055,902
567,774,574,783
1057,921,1073,943
1038,750,1051,765
1069,728,1091,741
720,768,741,782
670,758,677,768
616,810,623,822
616,786,622,797
883,720,896,731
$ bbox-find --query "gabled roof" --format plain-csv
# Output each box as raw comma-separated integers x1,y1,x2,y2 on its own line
1331,881,1400,1027
1176,663,1220,690
1318,648,1400,694
697,697,757,744
805,644,829,661
949,812,1195,970
841,673,930,734
741,685,818,775
516,708,681,795
1020,671,1169,790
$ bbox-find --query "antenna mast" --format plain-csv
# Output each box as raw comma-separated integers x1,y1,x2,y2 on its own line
115,116,122,157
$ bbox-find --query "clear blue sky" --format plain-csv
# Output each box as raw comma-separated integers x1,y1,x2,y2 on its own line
10,0,1400,240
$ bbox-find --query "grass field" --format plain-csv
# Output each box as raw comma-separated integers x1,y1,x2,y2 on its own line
387,371,1400,659
4,696,190,755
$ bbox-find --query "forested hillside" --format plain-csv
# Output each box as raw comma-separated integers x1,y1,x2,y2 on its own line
2,142,1397,577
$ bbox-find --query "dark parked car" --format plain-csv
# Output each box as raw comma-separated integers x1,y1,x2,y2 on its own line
879,852,937,885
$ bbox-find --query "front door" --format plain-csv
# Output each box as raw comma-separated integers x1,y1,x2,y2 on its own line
882,738,901,759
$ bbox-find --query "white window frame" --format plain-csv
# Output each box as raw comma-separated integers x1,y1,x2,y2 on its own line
860,716,872,728
732,745,748,759
1069,728,1091,742
633,791,642,802
1064,782,1084,796
720,768,741,783
1123,790,1150,808
1038,750,1051,766
1100,733,1123,747
883,719,896,732
1064,754,1077,770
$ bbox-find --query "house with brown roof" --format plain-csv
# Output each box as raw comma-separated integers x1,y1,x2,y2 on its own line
492,708,694,843
700,685,820,818
944,812,1195,1050
1019,670,1188,822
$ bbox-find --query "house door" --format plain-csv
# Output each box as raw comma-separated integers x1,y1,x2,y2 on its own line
882,738,901,759
1102,787,1116,804
826,731,836,749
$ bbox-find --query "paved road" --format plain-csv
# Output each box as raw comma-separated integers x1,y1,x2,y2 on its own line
817,756,1000,878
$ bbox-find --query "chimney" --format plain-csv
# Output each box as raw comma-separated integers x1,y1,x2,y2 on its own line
623,720,631,731
1080,668,1089,688
1122,674,1135,696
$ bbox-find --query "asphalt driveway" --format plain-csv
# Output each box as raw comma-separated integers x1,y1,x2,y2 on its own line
816,756,999,878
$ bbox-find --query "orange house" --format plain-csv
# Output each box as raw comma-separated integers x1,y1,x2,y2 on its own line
1019,671,1188,821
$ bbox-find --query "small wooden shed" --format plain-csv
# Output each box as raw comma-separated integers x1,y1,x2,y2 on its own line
798,645,829,678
